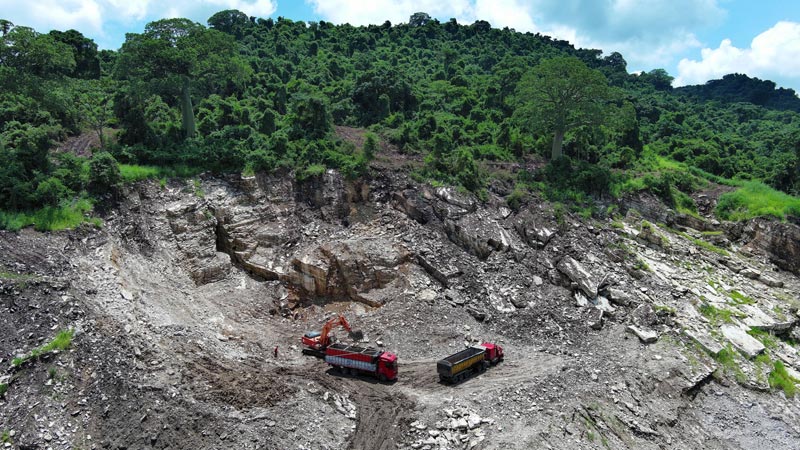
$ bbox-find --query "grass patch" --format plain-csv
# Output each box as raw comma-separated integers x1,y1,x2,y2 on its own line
12,329,74,367
728,290,755,305
674,188,700,218
654,304,677,315
0,271,37,281
699,303,736,324
748,328,779,349
192,179,205,198
672,229,729,256
119,164,161,182
119,164,201,183
768,360,798,397
0,383,7,397
0,199,102,231
714,345,746,383
687,167,743,187
715,181,800,222
633,257,651,272
701,230,724,236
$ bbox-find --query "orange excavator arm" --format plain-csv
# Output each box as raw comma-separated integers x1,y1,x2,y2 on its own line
319,315,352,348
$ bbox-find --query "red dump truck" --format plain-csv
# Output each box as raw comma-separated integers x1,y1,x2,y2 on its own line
437,342,503,383
325,343,398,381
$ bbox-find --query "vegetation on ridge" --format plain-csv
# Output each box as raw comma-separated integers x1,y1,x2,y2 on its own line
1,10,798,229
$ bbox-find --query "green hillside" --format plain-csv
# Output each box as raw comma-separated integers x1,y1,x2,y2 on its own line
1,11,798,229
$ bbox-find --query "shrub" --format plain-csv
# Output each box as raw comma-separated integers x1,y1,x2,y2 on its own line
506,184,530,211
89,151,121,193
363,132,379,161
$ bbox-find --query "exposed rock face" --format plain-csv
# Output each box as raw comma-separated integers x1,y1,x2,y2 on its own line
392,189,431,224
739,218,800,275
166,199,230,285
620,192,673,225
4,163,800,450
288,238,413,306
295,169,349,221
429,187,522,259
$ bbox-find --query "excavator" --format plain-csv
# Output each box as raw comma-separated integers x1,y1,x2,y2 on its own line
301,314,364,357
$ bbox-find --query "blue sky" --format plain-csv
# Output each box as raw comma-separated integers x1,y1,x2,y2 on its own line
2,0,799,91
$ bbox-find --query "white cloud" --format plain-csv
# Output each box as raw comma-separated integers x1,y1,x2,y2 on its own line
468,0,536,32
675,21,800,88
308,0,723,69
20,0,104,33
305,0,472,26
0,0,276,37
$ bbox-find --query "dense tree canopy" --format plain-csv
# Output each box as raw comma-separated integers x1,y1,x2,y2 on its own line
0,11,798,222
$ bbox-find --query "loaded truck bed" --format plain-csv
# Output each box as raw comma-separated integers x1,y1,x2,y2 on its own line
325,343,398,381
437,346,487,383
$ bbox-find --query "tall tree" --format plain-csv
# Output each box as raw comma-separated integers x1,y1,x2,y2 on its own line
115,18,251,139
514,56,614,159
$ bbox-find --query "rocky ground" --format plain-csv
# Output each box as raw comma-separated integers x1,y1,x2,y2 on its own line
1,160,800,449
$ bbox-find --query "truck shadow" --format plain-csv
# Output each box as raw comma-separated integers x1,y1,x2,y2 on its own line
324,367,398,385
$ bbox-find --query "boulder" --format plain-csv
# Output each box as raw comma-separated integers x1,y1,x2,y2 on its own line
557,256,597,298
510,292,532,309
720,325,765,359
441,208,524,259
684,329,724,357
594,296,616,315
606,287,634,306
639,223,669,249
588,308,604,330
626,325,658,344
434,186,476,211
740,268,760,279
758,274,784,288
631,304,658,327
514,210,556,248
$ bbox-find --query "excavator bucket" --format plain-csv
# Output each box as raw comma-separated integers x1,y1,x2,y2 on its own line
348,329,364,341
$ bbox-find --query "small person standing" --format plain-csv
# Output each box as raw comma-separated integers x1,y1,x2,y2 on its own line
273,345,279,358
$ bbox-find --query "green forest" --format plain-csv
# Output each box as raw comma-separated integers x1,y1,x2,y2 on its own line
1,11,798,230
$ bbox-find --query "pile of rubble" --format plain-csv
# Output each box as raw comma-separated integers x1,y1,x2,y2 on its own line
404,407,494,450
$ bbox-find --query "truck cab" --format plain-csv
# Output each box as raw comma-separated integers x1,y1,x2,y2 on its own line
480,342,504,365
378,352,398,381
